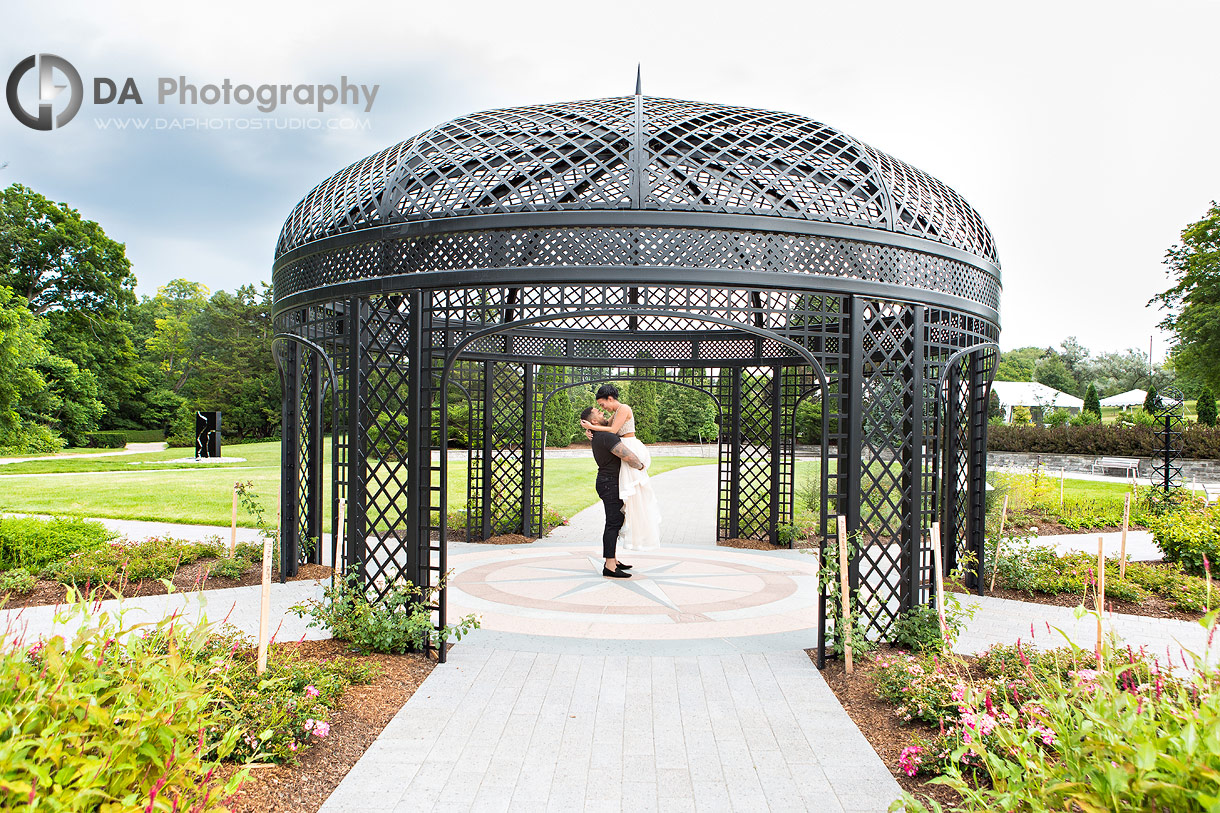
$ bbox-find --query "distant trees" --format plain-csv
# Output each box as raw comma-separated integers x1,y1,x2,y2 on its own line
1197,385,1217,427
1153,201,1220,393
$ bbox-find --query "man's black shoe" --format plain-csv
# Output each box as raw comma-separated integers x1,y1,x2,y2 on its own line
616,563,632,570
603,566,631,578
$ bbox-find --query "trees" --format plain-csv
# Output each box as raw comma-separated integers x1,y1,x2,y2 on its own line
1153,201,1220,392
1084,384,1101,420
1034,352,1078,395
995,347,1042,381
1144,387,1162,413
0,287,59,453
1197,385,1217,427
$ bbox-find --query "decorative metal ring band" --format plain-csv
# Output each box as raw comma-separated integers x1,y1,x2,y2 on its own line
273,212,1001,278
272,264,1000,325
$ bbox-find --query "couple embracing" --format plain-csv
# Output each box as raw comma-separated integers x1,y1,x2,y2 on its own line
578,384,662,579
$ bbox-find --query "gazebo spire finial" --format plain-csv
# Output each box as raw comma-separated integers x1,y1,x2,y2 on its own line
635,64,642,96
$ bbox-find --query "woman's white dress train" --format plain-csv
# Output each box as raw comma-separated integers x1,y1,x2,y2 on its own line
616,436,661,552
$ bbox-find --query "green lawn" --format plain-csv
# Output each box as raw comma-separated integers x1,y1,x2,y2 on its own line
0,441,714,528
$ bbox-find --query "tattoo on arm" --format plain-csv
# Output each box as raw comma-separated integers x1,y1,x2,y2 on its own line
611,442,645,470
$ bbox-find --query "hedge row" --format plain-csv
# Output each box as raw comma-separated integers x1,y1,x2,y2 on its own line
987,424,1220,459
85,431,127,448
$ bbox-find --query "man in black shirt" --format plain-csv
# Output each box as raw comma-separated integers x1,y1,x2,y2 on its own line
581,406,645,578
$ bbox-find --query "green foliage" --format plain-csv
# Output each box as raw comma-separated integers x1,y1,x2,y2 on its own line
292,573,480,653
994,346,1042,382
0,285,61,453
1034,352,1078,396
543,383,579,448
988,422,1220,458
987,390,1002,420
1153,201,1220,393
1011,405,1032,426
1150,506,1220,578
812,530,878,659
85,430,127,448
1144,386,1162,413
123,428,166,442
42,536,229,585
1044,408,1072,427
0,567,35,593
890,597,974,654
795,398,840,444
623,377,660,444
0,594,246,810
0,516,116,571
1197,385,1218,427
987,534,1215,612
656,383,717,443
1084,383,1102,419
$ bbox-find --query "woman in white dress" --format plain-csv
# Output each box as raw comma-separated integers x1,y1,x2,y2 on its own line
580,384,662,552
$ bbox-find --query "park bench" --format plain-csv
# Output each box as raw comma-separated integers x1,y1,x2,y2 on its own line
1201,482,1220,507
1092,456,1140,479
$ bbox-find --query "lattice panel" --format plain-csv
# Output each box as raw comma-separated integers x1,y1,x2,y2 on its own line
1151,386,1185,494
274,226,1001,312
276,96,997,267
852,300,918,635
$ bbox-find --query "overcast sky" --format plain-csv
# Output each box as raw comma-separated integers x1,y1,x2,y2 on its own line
4,0,1217,357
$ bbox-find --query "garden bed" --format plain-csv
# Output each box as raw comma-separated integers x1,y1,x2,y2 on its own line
813,646,962,810
1,559,332,608
221,638,435,813
955,578,1208,622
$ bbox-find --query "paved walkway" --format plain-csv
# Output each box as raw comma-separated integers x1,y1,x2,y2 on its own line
0,441,168,465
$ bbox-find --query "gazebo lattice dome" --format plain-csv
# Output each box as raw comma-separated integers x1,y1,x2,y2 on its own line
272,93,1001,666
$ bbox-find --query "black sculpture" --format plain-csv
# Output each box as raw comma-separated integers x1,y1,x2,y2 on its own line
195,411,221,459
272,92,1001,664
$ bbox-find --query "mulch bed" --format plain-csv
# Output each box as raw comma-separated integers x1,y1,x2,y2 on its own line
0,561,333,609
718,537,787,550
812,646,963,810
479,533,536,545
220,638,435,813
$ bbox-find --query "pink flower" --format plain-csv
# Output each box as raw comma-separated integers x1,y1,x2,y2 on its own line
303,719,330,738
898,745,924,777
304,685,319,698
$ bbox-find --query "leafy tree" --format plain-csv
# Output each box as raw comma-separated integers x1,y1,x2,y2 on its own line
1197,385,1217,426
28,354,104,447
1083,383,1101,420
1152,201,1220,392
987,390,1002,420
995,347,1042,381
145,279,210,394
0,185,135,316
1011,405,1032,426
1033,352,1078,395
0,287,59,453
623,372,660,444
657,383,717,442
0,184,141,426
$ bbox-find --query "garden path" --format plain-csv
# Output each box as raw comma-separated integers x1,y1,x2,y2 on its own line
0,441,167,465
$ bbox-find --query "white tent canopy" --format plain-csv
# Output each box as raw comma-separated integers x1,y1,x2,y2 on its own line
991,381,1084,409
1099,389,1147,408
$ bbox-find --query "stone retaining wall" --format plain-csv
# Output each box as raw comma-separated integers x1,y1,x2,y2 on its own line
988,451,1220,482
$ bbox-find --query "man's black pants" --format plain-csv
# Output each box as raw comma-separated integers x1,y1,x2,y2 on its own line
596,474,624,559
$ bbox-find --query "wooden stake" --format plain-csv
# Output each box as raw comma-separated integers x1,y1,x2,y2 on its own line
1095,535,1106,662
257,505,277,675
931,522,947,641
336,497,347,576
1119,493,1131,580
1060,467,1065,507
229,485,239,557
837,515,853,674
988,495,1009,592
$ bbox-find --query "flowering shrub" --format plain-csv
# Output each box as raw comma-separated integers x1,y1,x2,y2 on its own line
194,628,375,764
889,618,1220,812
0,593,246,810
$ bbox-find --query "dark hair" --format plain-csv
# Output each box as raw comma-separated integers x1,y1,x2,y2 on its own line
579,406,597,422
595,384,619,401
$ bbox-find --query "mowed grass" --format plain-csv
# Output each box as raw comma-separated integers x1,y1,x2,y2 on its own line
0,440,714,527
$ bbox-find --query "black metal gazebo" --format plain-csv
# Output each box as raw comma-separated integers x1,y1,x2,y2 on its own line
272,90,1000,663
